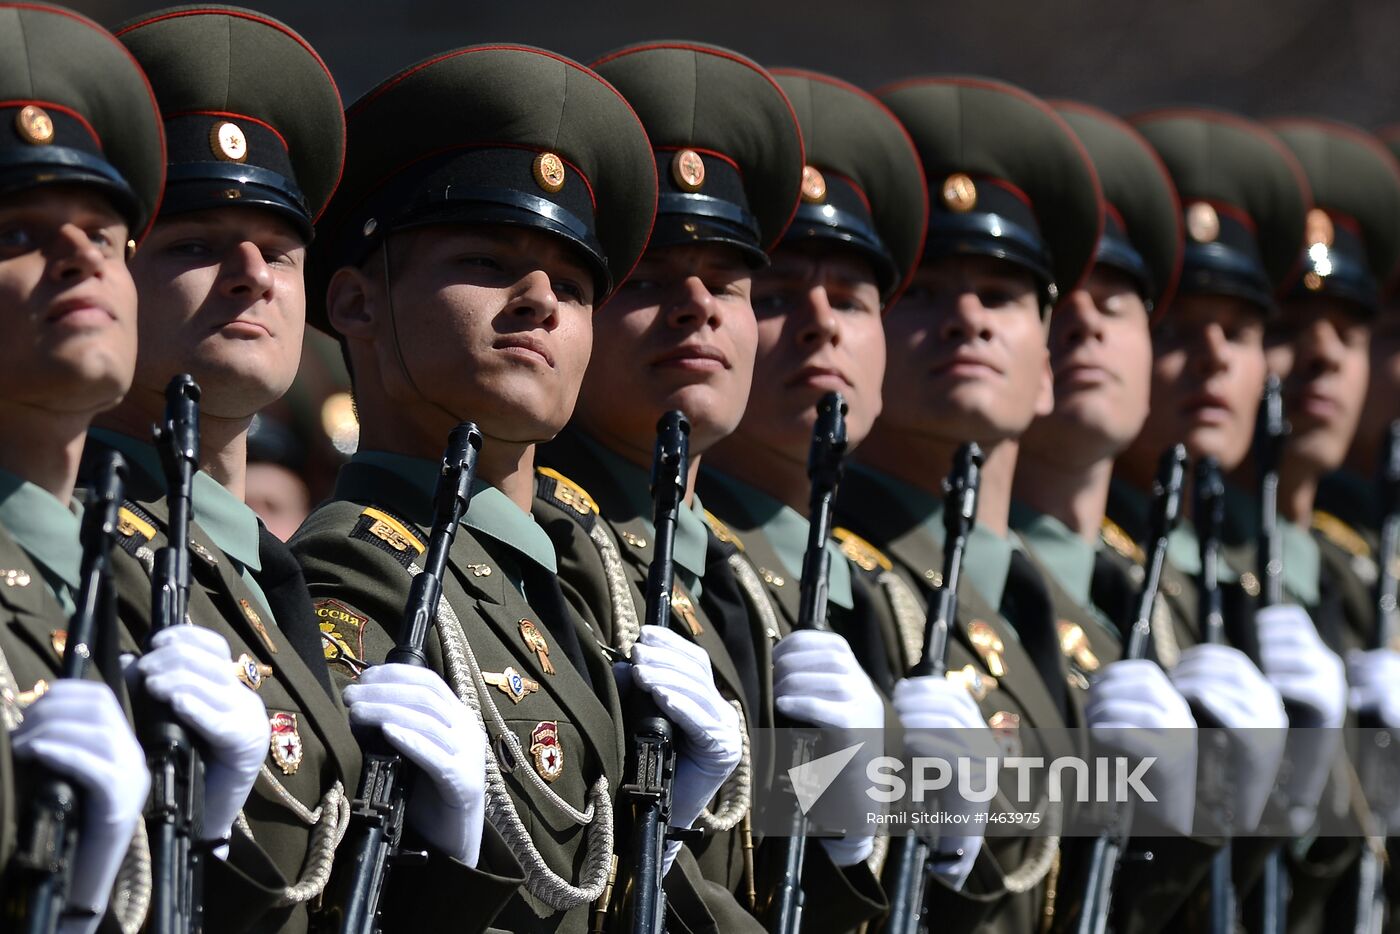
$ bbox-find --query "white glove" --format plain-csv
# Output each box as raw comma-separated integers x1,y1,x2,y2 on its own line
137,626,269,843
343,664,486,867
1086,660,1197,836
1169,643,1286,832
773,630,884,867
1256,605,1346,832
11,681,150,925
893,676,995,890
1347,648,1400,727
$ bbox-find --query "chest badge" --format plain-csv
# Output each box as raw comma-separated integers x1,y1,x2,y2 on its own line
967,620,1007,677
268,711,303,775
234,653,273,692
530,721,564,783
671,586,703,636
947,664,997,703
988,710,1022,759
519,619,556,675
483,667,541,705
1056,621,1101,674
240,599,277,654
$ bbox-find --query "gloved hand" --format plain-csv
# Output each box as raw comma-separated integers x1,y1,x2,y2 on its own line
137,626,269,843
893,676,996,890
1086,660,1197,835
773,630,884,867
1169,643,1286,832
1256,604,1346,832
343,663,486,867
12,681,150,928
1347,648,1400,727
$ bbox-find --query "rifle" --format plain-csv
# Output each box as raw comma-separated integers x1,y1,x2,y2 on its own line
1251,374,1289,934
1077,444,1187,934
317,421,483,933
619,411,690,934
767,392,848,934
142,374,206,934
3,451,127,933
1194,454,1236,934
1354,419,1400,934
881,441,983,934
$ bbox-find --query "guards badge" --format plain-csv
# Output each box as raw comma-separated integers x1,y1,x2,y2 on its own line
269,711,304,775
530,721,564,783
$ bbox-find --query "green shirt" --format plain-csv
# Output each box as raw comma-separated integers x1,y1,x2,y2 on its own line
1110,477,1239,583
849,464,1013,612
574,434,709,599
700,470,853,610
351,451,558,598
90,429,273,619
1009,498,1118,638
0,469,80,613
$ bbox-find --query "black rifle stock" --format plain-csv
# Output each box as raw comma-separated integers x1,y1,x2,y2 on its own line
1354,419,1400,934
316,421,483,934
1077,445,1187,934
881,441,983,934
3,452,127,933
142,374,205,934
1251,375,1288,934
767,392,848,934
619,411,690,934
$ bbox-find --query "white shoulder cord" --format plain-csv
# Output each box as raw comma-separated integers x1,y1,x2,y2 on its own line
879,571,927,667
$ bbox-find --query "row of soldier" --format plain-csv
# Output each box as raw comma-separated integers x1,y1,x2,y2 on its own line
0,4,1397,934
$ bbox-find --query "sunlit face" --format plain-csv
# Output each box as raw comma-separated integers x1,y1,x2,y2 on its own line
878,253,1052,447
1022,265,1153,467
129,208,307,420
328,224,596,445
574,243,757,456
731,243,885,457
1132,293,1268,470
0,187,137,416
1267,295,1369,475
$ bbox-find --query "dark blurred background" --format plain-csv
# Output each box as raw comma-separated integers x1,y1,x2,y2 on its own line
75,0,1400,126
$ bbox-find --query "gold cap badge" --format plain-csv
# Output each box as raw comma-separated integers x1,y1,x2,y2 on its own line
1186,202,1220,244
15,105,54,146
801,165,827,203
1305,208,1334,248
533,152,566,193
211,121,248,163
941,173,977,213
672,149,706,192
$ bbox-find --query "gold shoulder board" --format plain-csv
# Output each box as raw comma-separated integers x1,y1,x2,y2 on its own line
833,527,893,572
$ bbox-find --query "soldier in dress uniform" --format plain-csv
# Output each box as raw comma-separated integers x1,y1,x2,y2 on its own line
0,5,165,930
534,42,887,931
292,42,748,934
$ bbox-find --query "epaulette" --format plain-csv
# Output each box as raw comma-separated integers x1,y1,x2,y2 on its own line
350,506,424,569
833,527,892,573
1312,510,1371,559
114,501,159,558
535,467,599,532
1099,516,1145,566
702,509,744,552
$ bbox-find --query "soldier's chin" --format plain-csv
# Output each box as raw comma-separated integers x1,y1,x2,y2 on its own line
1184,425,1249,472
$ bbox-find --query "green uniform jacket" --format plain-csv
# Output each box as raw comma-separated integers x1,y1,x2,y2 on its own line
837,466,1076,934
291,457,625,934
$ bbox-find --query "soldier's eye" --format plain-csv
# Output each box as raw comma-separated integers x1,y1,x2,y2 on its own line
0,225,35,252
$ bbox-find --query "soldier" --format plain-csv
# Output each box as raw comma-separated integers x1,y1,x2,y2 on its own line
536,43,888,930
0,5,165,930
293,43,747,933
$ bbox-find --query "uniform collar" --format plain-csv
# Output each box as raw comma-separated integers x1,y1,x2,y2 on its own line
573,433,709,586
1009,498,1096,607
351,450,557,574
1281,517,1321,606
700,469,853,610
850,463,1012,609
89,428,262,574
0,468,81,598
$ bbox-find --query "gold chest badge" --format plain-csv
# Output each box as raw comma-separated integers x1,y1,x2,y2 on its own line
483,667,540,705
519,619,556,675
530,721,564,782
967,620,1007,677
268,711,303,775
241,599,277,654
988,710,1022,759
672,586,703,636
1056,620,1101,677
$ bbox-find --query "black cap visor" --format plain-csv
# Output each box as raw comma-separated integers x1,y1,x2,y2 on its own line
785,201,899,296
0,145,141,229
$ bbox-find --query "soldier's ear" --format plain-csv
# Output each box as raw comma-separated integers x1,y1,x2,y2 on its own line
326,262,378,341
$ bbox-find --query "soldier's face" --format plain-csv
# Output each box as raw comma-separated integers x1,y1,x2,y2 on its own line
1266,295,1369,475
1137,293,1267,470
0,187,136,417
575,243,757,457
129,207,306,421
879,254,1052,446
1022,266,1153,466
345,225,596,446
734,244,885,456
1356,303,1400,460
